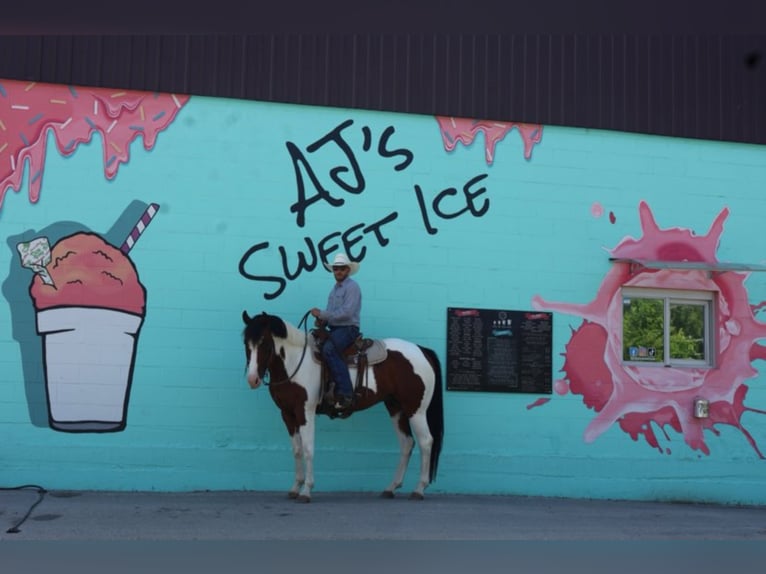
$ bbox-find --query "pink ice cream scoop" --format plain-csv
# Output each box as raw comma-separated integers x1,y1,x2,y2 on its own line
29,232,146,315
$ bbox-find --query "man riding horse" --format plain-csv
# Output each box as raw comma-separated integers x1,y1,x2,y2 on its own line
309,253,361,413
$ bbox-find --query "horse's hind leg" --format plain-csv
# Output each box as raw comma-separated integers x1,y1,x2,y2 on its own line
382,411,415,498
287,431,306,499
408,412,434,500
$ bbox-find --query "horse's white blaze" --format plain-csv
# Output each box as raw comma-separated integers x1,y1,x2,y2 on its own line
246,340,262,388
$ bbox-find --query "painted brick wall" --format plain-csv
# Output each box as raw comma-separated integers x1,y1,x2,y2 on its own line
1,79,765,504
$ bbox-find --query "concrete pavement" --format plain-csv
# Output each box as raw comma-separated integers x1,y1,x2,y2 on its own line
2,487,765,540
4,489,766,574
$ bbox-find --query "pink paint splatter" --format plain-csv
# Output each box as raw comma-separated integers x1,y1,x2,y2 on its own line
532,200,766,457
0,79,190,210
554,379,569,395
591,202,604,218
435,116,543,165
527,397,551,410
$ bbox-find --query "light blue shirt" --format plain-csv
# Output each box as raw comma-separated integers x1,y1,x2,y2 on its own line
319,277,361,327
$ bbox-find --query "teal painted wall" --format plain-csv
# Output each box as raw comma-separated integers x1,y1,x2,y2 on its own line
1,79,765,504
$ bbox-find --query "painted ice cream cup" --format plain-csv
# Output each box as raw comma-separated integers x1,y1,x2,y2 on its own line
36,307,144,431
24,232,147,431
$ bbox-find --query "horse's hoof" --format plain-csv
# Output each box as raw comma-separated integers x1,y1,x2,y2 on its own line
288,491,299,499
409,492,425,501
381,490,395,499
297,495,311,503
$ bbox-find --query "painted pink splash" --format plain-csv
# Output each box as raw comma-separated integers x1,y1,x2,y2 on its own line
532,200,766,457
0,79,190,210
591,202,604,218
526,398,551,410
436,116,542,165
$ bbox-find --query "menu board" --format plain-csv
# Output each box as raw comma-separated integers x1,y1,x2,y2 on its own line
446,307,552,394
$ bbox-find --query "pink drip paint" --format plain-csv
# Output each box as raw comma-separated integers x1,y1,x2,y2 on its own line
435,116,543,165
0,79,190,210
531,200,766,458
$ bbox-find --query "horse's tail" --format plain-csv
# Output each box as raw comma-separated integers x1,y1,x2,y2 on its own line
419,345,444,484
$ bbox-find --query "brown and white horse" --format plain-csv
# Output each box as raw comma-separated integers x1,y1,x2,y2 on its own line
242,311,444,502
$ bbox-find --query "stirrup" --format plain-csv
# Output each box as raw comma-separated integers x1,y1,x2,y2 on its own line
333,395,353,410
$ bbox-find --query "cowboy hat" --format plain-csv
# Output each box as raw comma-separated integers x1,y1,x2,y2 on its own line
323,253,360,275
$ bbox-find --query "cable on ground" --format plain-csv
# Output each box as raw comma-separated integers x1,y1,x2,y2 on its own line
0,484,47,533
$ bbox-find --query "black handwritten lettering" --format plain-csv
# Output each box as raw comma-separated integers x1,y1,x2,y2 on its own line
432,174,489,219
280,239,319,281
341,223,366,260
317,233,342,267
433,173,489,219
242,122,488,301
362,126,372,152
238,242,287,300
287,121,414,228
465,174,490,216
378,126,414,171
363,212,398,246
415,173,489,232
241,213,402,300
286,141,344,228
413,184,438,235
307,119,366,194
432,187,460,218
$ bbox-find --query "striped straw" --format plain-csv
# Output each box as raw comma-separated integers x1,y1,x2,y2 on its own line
120,202,159,254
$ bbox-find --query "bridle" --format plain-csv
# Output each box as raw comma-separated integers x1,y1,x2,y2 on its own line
257,310,312,387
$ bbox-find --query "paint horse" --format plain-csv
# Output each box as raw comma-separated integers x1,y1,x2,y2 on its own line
242,311,444,502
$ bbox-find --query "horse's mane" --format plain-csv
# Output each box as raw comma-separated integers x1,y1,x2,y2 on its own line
243,312,307,348
280,318,308,347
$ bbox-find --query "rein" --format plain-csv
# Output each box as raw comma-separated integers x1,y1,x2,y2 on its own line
262,310,312,387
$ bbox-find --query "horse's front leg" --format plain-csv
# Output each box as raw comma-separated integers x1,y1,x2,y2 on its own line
287,431,305,499
296,409,316,502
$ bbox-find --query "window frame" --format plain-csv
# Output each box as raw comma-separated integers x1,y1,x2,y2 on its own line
620,287,716,368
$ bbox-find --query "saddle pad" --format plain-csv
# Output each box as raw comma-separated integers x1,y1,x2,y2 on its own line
363,340,388,365
309,333,388,365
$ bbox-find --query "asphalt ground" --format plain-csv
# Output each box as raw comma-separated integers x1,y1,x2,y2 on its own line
1,488,765,541
2,488,766,573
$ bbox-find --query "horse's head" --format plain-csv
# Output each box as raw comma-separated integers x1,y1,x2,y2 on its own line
242,311,288,389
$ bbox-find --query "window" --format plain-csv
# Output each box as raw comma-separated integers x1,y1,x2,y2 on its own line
621,288,715,367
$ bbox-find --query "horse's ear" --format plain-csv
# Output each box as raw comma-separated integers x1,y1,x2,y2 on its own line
242,310,251,324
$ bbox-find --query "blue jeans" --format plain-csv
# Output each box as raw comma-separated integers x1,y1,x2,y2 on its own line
321,325,359,397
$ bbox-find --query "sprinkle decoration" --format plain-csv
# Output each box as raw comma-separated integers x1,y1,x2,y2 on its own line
0,79,190,211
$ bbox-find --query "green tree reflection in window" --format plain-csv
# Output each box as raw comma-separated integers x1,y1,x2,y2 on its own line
622,297,664,361
669,302,705,360
622,289,712,366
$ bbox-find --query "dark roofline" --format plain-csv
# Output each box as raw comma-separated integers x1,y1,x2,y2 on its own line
1,4,764,145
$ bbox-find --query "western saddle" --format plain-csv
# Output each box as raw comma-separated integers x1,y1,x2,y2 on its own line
311,321,374,418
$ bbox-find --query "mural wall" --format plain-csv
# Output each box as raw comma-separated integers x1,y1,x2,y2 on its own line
1,78,765,504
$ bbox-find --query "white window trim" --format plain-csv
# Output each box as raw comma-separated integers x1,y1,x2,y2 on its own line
621,287,716,368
